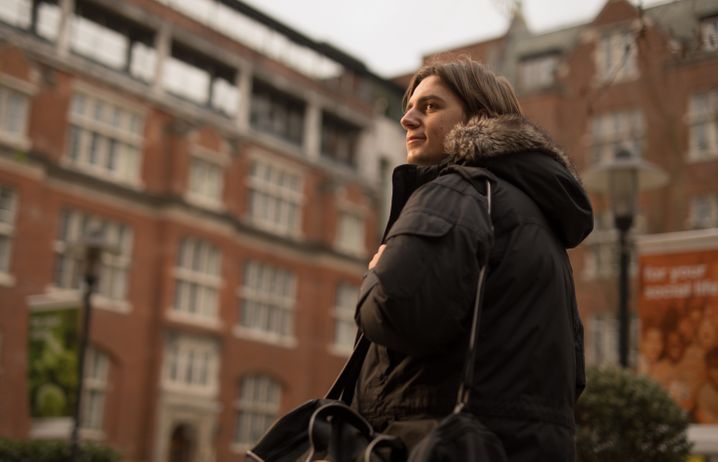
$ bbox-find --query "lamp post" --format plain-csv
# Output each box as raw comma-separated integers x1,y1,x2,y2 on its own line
583,149,668,368
69,228,106,462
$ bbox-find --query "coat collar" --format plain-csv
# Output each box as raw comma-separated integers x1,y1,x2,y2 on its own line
444,115,582,185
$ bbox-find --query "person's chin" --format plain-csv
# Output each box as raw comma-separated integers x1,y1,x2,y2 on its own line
406,150,444,166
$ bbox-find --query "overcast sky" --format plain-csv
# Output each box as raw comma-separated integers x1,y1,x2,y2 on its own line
241,0,669,78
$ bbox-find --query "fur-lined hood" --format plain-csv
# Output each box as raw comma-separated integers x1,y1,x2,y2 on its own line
444,114,593,248
445,114,581,184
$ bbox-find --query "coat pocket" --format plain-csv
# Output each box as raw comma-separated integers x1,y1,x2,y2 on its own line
385,211,453,240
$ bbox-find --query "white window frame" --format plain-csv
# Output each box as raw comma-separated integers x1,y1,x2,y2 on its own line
70,14,129,70
595,30,639,83
582,211,642,281
170,237,222,326
0,74,35,151
701,16,718,52
65,83,145,187
687,194,718,229
590,110,644,165
52,209,133,312
235,260,297,346
0,185,18,287
232,375,281,450
687,89,718,161
80,347,109,436
246,156,304,237
331,283,358,355
586,313,639,367
518,53,558,91
162,55,211,104
0,0,32,29
186,146,228,210
162,334,219,396
335,211,365,257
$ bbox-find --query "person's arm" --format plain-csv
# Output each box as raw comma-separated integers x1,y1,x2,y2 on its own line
355,179,492,357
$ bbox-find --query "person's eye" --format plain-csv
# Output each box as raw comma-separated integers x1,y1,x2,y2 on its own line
425,102,436,112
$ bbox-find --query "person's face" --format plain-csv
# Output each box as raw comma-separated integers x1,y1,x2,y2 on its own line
641,328,663,363
708,362,718,388
400,75,467,166
666,331,684,363
698,322,716,349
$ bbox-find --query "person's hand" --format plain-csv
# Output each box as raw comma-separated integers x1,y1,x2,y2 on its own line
368,245,386,270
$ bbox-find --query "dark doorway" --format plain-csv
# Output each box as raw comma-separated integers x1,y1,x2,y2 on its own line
169,423,196,462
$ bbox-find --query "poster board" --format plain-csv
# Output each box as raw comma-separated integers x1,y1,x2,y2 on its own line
27,304,79,432
638,230,718,426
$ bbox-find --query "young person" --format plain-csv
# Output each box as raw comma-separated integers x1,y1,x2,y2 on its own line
353,58,593,461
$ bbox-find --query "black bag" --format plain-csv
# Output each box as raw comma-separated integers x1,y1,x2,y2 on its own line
409,176,508,462
247,336,407,462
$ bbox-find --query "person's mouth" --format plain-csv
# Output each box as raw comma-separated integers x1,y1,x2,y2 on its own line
407,135,425,144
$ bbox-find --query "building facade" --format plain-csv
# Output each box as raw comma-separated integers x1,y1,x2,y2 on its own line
0,0,405,461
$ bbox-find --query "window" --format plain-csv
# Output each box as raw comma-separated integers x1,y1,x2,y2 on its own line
321,114,360,168
582,211,644,281
172,237,222,323
587,313,638,367
37,1,61,41
237,261,296,342
701,16,718,52
234,375,281,446
518,53,558,91
67,6,156,80
687,194,718,229
162,44,237,114
250,81,305,146
81,348,109,431
211,77,239,116
0,186,17,277
687,89,718,160
595,31,638,82
590,110,644,164
163,55,210,104
163,334,219,394
187,154,224,208
71,15,128,70
247,159,303,236
67,90,144,184
53,209,134,302
0,0,32,29
333,284,358,352
0,84,31,143
335,212,364,256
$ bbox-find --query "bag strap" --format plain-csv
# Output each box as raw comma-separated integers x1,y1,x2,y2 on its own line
324,333,370,402
455,177,493,412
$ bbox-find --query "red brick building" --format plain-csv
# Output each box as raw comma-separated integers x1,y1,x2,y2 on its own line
0,0,405,460
420,0,718,455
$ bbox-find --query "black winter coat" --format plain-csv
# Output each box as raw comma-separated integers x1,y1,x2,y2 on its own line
353,115,594,461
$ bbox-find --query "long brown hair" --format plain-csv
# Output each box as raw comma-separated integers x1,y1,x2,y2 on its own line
403,58,523,119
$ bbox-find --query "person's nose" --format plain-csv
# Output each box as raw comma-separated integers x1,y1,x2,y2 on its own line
400,108,420,130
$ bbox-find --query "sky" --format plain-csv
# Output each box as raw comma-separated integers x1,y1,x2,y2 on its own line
240,0,669,78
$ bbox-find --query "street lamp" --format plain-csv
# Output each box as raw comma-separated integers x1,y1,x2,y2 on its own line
69,228,110,462
583,149,668,368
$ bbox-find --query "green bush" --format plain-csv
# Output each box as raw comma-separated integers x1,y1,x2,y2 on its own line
576,366,692,462
0,438,120,462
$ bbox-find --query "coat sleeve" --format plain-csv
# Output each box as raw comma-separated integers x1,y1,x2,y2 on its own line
355,179,492,357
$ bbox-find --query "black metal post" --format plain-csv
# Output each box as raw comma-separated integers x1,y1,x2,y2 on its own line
617,227,630,368
69,243,101,461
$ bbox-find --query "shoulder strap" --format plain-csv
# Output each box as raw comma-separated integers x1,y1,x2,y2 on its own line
324,334,369,403
455,177,493,412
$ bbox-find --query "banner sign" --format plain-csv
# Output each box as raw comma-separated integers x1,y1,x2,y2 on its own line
638,249,718,423
28,307,79,419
